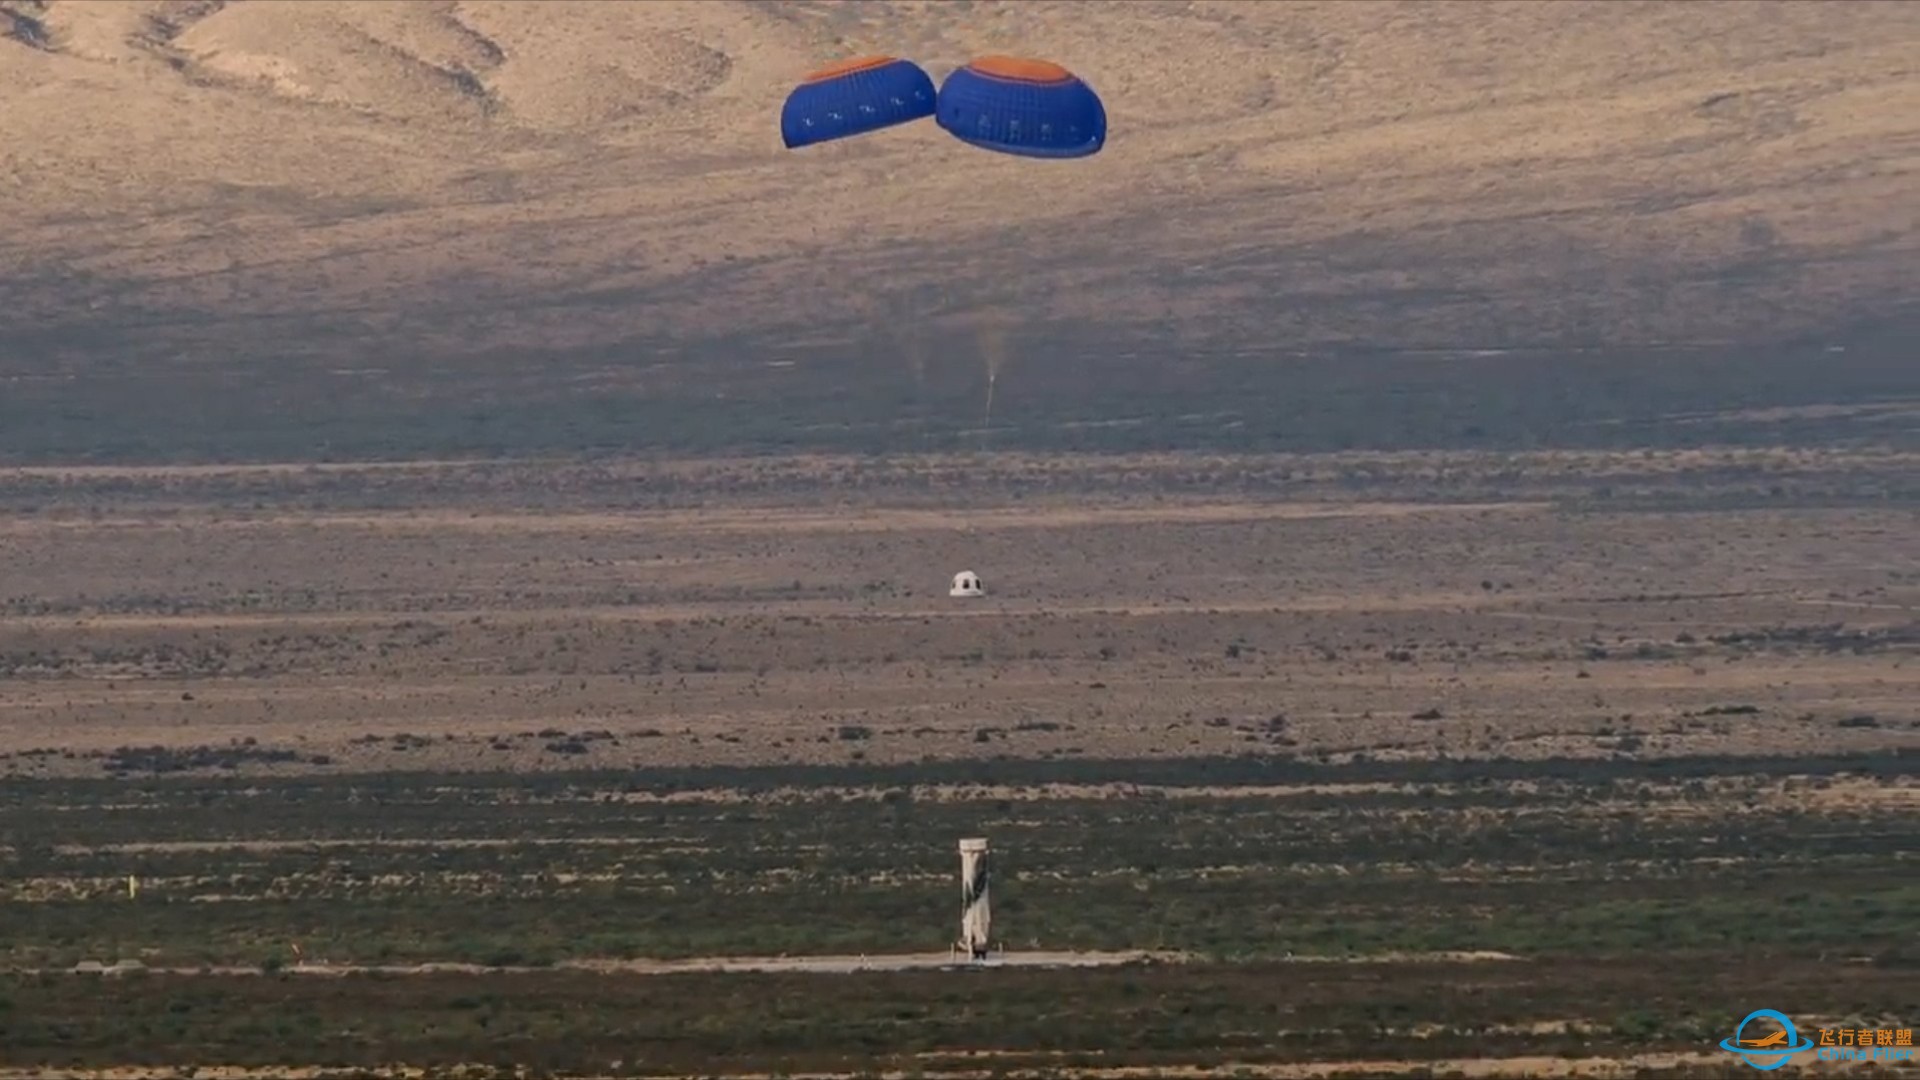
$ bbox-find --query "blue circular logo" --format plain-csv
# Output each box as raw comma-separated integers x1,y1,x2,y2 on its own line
1720,1009,1816,1070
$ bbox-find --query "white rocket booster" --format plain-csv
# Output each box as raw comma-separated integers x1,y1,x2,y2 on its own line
959,837,991,959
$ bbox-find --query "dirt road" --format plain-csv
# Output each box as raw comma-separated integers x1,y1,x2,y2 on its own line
31,949,1186,978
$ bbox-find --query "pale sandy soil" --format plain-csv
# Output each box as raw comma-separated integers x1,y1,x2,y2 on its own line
25,948,1187,978
0,452,1912,776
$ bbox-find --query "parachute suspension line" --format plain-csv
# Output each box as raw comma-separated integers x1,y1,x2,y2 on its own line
975,316,1008,433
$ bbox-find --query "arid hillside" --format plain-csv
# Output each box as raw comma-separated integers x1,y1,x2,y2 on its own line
2,0,1917,460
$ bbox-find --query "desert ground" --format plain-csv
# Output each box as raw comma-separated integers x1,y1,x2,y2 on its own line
0,451,1914,1078
0,449,1914,777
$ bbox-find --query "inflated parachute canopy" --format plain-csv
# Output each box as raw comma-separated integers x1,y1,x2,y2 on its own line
781,56,937,149
936,56,1106,159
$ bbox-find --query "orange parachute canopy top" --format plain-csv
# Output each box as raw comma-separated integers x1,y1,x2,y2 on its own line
963,56,1077,84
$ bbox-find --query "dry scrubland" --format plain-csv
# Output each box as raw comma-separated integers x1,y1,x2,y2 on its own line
0,454,1914,1077
3,487,1911,1055
0,450,1914,776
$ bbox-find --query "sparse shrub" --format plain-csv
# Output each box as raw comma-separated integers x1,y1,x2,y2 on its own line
101,743,302,775
1610,1009,1664,1041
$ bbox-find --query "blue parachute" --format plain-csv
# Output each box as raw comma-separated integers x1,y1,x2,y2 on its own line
781,56,937,150
935,56,1106,159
